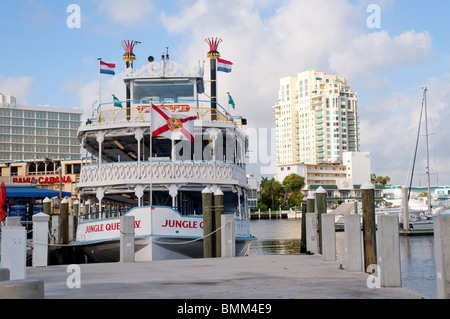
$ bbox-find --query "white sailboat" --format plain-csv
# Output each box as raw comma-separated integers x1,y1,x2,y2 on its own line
400,87,435,232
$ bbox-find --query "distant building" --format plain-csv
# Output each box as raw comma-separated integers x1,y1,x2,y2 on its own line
273,70,360,166
277,152,370,185
247,174,260,210
276,152,377,206
0,94,83,162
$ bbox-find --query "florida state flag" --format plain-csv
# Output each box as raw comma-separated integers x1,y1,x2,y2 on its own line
151,105,197,142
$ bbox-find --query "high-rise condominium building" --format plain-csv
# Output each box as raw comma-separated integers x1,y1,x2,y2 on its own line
274,70,360,166
0,94,83,162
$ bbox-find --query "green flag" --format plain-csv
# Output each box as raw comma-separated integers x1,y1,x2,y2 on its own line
228,93,235,109
113,95,122,108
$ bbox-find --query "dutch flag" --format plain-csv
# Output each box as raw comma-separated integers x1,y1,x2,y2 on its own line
217,58,233,73
100,61,116,76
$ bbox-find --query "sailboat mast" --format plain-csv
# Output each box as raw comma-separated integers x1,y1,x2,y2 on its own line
423,87,432,215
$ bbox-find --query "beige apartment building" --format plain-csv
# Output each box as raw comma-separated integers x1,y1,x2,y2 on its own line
274,70,360,166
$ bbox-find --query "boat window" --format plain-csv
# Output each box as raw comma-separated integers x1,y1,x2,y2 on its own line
133,80,195,101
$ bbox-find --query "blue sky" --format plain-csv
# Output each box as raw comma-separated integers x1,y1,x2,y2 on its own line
1,0,450,186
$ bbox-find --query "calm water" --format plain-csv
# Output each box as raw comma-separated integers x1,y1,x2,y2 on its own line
248,219,437,299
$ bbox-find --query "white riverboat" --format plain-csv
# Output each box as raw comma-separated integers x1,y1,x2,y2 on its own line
72,40,255,262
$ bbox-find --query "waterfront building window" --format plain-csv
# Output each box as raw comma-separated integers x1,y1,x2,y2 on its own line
12,127,23,135
0,109,10,116
36,120,47,127
12,136,22,143
12,118,23,126
24,111,35,118
0,118,10,125
12,110,23,117
59,121,69,129
24,119,35,126
24,127,35,135
36,112,46,119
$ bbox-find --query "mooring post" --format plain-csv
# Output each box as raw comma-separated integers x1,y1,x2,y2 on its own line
306,193,317,254
361,182,377,273
344,214,363,272
43,197,51,216
377,215,401,287
214,188,223,258
434,214,450,299
60,198,69,245
72,199,80,242
300,198,307,254
60,198,70,263
32,213,50,267
51,215,60,245
202,187,213,258
0,226,26,280
221,214,235,258
120,215,135,263
321,213,336,261
315,187,327,255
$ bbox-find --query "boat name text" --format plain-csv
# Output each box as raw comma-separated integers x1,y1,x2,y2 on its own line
84,220,142,234
162,219,202,229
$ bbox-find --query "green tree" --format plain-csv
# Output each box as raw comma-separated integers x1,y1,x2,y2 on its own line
282,173,305,193
371,174,391,186
260,177,283,210
282,173,305,209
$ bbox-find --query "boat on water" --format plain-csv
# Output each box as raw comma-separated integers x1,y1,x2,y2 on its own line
72,39,255,262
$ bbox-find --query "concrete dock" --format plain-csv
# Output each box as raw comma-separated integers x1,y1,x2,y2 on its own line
26,255,424,299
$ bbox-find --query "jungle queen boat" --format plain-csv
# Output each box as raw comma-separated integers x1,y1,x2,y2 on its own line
73,39,254,262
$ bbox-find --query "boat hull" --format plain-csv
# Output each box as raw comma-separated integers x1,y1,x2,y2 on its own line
74,205,254,262
79,237,253,263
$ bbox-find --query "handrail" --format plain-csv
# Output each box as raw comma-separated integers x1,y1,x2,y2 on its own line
92,98,244,128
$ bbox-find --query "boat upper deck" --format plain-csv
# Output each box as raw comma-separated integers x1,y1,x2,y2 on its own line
82,99,246,130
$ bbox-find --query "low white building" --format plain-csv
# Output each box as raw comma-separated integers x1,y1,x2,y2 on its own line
276,151,379,206
247,174,260,210
276,151,371,187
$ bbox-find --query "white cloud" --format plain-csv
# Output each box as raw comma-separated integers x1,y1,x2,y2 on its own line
160,0,432,127
0,75,34,104
158,0,434,178
99,0,154,28
359,76,450,186
76,74,125,120
329,30,432,79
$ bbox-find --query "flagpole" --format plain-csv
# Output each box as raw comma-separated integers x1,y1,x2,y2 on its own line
150,107,153,208
97,57,102,112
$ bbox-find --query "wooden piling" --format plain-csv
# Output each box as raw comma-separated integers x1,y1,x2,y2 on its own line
306,193,315,214
43,197,51,216
214,188,223,258
315,187,327,255
300,198,307,254
202,187,213,258
60,198,69,245
361,182,377,274
73,200,79,241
